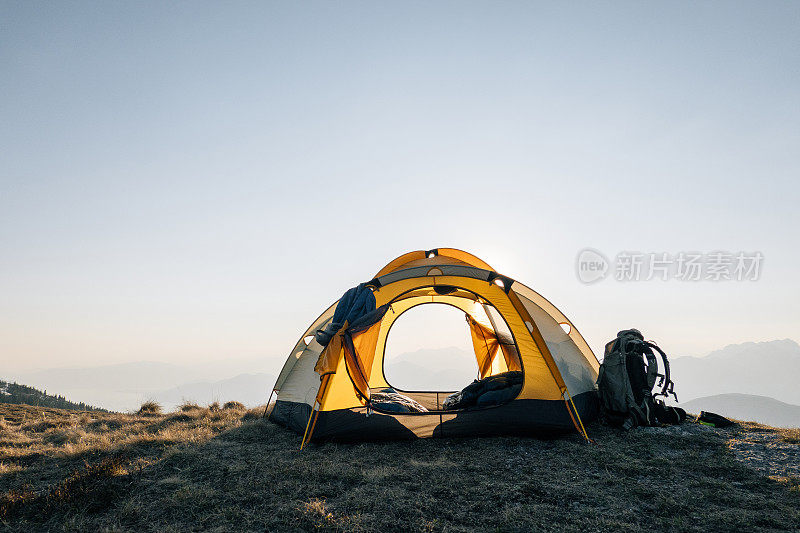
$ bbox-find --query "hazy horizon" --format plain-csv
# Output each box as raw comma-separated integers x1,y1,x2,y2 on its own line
5,335,798,376
5,337,800,420
2,3,799,374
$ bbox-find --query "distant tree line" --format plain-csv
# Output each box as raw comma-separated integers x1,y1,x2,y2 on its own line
0,379,108,412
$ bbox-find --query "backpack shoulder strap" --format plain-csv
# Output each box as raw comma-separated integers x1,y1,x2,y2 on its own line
642,345,659,391
646,341,678,402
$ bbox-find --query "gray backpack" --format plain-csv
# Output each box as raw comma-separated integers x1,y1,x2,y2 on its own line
596,329,683,429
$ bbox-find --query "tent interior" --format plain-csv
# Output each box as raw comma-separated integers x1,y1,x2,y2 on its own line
383,302,512,392
362,289,525,412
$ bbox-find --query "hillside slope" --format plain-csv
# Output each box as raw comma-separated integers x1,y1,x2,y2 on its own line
682,393,800,428
0,403,798,531
0,380,106,412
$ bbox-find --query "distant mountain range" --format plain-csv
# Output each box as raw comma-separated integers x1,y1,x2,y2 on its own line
384,347,480,391
385,341,800,428
5,338,799,425
682,394,800,428
7,358,279,412
670,339,800,405
155,373,274,408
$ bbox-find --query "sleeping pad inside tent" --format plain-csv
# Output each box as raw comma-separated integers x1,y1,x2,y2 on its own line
268,248,599,443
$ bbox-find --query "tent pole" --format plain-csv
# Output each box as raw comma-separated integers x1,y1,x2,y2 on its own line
263,389,276,419
563,389,592,443
300,374,330,449
300,405,316,449
304,407,322,448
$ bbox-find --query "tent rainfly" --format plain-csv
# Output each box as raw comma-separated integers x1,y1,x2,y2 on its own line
269,249,599,445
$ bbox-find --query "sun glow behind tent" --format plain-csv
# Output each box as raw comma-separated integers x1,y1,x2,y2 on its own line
269,249,599,444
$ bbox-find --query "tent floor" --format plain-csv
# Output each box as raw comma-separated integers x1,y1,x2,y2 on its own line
270,391,598,442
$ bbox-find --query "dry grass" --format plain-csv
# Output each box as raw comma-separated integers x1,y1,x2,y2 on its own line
780,428,800,445
0,455,127,520
0,402,246,522
137,401,162,416
0,403,798,532
179,401,201,413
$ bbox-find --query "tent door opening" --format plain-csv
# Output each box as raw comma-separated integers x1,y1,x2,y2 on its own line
382,302,481,392
372,298,523,412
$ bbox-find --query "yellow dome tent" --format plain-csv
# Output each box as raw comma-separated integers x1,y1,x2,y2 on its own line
269,249,599,445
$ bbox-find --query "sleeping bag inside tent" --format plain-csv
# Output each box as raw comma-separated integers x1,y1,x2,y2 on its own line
269,249,599,443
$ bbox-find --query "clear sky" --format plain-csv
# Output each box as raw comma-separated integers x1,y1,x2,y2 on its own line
2,2,799,374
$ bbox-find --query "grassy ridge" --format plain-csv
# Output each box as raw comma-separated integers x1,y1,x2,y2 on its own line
0,403,798,531
0,380,107,413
